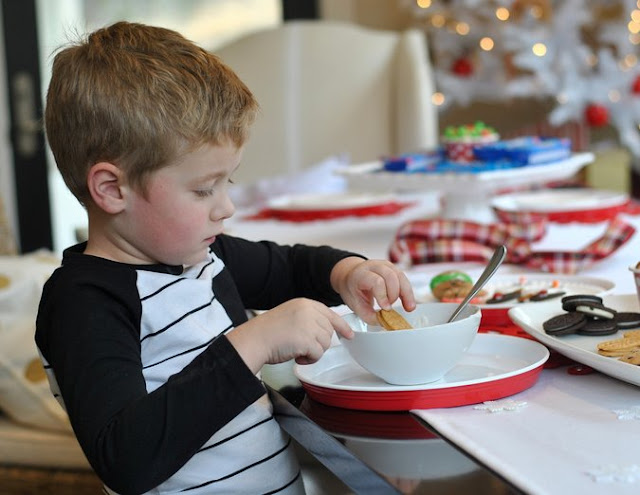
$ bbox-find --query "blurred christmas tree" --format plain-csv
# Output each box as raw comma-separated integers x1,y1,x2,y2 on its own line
403,0,640,158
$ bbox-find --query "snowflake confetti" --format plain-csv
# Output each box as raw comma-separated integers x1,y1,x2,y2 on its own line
473,399,528,413
586,464,640,483
611,406,640,421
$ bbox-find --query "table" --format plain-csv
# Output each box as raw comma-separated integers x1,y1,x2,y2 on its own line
227,194,640,495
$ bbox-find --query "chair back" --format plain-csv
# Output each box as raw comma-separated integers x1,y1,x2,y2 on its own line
214,20,438,184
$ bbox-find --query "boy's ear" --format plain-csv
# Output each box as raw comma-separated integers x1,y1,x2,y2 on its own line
87,162,127,214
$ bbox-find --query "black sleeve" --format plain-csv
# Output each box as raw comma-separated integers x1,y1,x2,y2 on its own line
36,268,265,494
212,234,365,310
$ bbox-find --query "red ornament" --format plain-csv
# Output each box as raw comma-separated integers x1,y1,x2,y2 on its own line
584,104,609,127
632,75,640,94
451,57,474,77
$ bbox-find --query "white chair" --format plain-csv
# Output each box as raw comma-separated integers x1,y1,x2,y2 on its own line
214,20,438,185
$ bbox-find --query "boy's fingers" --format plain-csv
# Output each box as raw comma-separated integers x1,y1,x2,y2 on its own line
327,309,354,339
398,272,417,311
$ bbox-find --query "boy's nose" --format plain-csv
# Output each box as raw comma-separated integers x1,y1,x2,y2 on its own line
214,193,235,220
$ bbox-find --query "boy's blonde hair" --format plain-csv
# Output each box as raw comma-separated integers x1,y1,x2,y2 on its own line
45,21,258,205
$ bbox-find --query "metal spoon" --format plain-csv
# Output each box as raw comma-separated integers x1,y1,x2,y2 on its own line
447,245,507,323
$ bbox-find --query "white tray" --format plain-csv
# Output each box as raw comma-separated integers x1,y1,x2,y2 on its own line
509,294,640,387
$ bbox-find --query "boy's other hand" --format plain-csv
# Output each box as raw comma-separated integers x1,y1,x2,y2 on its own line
226,298,354,373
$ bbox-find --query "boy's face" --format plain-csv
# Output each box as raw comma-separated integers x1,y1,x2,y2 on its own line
122,142,240,266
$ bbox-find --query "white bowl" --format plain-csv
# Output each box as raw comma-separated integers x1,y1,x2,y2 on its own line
340,303,481,385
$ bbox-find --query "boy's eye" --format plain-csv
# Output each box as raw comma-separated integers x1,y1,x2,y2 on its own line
194,188,214,198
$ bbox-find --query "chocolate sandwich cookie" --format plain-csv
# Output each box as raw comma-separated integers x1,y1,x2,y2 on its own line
543,312,586,336
577,318,618,336
574,301,617,320
561,294,603,312
615,312,640,330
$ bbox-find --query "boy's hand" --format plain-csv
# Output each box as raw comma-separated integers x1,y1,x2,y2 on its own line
226,298,354,373
330,257,416,326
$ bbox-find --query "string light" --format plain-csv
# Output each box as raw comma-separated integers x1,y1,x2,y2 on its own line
532,42,547,56
530,6,544,19
628,20,640,33
416,0,432,8
621,54,638,69
455,22,470,35
431,14,446,28
496,7,510,21
479,37,494,51
431,92,445,106
609,89,621,102
627,54,638,66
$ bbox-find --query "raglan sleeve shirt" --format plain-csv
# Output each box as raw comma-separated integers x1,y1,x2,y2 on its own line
35,235,362,493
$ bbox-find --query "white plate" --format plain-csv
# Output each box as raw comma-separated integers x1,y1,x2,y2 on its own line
509,294,640,387
409,272,615,310
491,189,628,213
295,334,548,393
267,192,395,212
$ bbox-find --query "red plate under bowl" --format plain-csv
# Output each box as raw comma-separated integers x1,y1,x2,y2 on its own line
301,367,544,411
295,334,549,411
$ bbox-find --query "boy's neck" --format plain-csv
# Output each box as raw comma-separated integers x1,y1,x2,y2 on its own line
83,213,148,264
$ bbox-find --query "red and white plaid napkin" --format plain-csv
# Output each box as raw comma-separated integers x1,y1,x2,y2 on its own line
389,217,636,274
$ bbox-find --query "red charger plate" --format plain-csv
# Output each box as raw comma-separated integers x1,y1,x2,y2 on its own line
247,193,414,222
251,201,412,221
294,334,549,411
299,397,436,439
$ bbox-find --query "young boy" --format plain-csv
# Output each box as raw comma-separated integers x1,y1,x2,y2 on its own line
36,22,415,495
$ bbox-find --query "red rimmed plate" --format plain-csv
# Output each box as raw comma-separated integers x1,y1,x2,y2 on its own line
299,397,435,439
251,193,413,221
409,271,615,328
491,189,629,224
294,334,549,411
477,274,615,327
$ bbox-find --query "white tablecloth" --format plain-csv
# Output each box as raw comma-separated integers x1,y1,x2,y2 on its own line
412,369,640,495
228,193,640,495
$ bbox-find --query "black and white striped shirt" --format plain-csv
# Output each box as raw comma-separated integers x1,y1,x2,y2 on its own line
36,235,355,494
